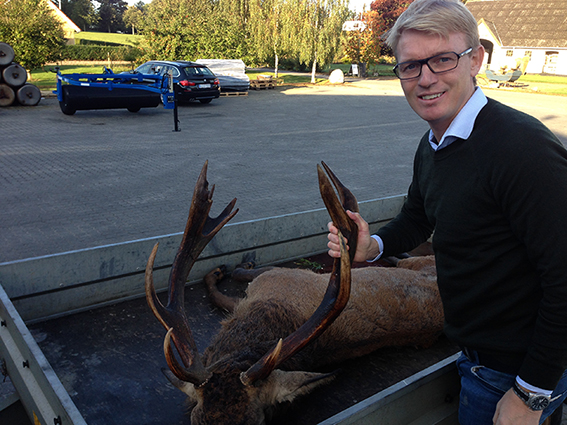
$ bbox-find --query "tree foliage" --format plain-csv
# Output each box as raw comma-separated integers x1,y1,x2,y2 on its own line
123,3,145,34
370,0,413,27
369,0,414,55
284,0,349,82
0,0,65,70
342,9,384,65
140,0,226,60
61,0,98,31
96,0,128,33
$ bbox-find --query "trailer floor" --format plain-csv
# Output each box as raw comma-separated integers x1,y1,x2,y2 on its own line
29,251,459,425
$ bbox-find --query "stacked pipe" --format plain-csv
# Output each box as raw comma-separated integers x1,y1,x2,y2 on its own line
0,42,42,107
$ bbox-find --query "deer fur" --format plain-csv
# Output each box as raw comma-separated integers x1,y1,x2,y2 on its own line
147,161,444,425
168,255,443,424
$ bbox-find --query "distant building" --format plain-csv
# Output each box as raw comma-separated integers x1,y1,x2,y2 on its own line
466,0,567,76
46,0,81,42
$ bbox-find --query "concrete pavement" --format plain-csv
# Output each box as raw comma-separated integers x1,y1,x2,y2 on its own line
1,79,566,263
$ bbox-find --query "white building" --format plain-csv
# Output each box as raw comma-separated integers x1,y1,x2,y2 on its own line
466,0,567,76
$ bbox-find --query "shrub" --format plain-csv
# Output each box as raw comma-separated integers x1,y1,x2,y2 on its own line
59,44,144,62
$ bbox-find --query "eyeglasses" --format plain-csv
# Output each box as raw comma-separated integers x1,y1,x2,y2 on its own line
393,47,473,80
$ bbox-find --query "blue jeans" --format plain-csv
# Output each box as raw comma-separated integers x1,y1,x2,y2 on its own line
457,353,567,425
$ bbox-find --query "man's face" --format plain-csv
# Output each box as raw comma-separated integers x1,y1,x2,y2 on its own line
396,30,484,140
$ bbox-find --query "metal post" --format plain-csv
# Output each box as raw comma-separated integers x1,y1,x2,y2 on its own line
169,70,180,132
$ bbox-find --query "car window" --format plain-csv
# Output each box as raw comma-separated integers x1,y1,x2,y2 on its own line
184,66,215,77
136,63,152,74
167,66,181,78
151,65,165,75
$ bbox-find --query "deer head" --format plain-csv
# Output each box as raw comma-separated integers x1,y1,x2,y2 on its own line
145,161,358,425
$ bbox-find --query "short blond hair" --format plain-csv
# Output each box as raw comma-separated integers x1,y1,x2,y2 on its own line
385,0,480,58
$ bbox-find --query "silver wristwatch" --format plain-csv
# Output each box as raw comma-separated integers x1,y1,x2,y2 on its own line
512,381,551,411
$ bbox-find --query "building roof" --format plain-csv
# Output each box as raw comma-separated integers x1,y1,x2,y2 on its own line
466,0,567,48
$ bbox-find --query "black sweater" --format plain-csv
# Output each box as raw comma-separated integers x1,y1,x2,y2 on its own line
377,98,567,390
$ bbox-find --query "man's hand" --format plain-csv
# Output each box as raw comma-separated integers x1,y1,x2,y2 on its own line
493,388,543,425
327,211,380,262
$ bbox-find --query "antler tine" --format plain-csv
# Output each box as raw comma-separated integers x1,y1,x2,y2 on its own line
145,161,238,387
241,162,357,385
317,162,358,263
320,161,359,213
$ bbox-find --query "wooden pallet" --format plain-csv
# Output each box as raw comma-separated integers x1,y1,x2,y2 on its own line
250,80,275,90
220,91,249,97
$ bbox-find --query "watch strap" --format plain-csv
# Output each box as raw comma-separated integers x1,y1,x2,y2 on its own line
513,381,551,411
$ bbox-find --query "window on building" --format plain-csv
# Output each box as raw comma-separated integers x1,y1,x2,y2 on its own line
506,50,513,57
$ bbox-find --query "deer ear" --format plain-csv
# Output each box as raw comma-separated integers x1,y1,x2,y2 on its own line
162,369,199,402
260,369,337,405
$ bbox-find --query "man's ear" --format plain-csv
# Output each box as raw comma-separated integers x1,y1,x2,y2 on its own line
471,44,485,77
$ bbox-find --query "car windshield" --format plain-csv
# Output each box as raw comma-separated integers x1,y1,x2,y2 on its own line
184,66,215,77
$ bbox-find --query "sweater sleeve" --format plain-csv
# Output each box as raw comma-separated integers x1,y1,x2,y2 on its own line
486,113,567,390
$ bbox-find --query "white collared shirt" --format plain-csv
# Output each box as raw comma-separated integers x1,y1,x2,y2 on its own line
428,87,488,151
370,87,488,258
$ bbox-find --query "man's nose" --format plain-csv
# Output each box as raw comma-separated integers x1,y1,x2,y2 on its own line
418,63,438,86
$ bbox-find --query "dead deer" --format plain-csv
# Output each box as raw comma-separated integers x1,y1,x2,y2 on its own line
145,161,443,425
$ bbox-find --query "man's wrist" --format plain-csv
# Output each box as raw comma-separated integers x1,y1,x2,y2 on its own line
367,235,384,262
512,380,551,411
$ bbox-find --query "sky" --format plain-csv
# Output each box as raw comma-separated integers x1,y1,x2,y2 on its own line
125,0,371,13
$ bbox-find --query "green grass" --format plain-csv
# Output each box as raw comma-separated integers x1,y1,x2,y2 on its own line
74,31,146,47
246,71,328,85
325,62,396,77
29,63,567,96
520,74,567,84
29,64,135,90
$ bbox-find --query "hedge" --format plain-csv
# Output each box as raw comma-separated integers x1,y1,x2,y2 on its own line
60,45,144,62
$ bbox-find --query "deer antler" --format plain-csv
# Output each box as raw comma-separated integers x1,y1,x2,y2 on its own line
240,162,358,385
145,161,238,387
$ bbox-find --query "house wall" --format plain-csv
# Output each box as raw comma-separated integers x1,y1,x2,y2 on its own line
46,0,80,40
478,23,567,76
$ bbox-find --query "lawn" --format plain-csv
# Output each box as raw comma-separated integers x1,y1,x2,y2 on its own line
29,64,136,90
30,63,567,96
74,31,146,47
477,72,567,96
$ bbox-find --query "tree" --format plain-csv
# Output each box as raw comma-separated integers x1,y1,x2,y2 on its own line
247,0,284,75
0,0,65,70
123,3,145,34
140,0,215,60
96,0,127,32
369,0,414,55
292,0,349,83
61,0,99,31
342,9,384,65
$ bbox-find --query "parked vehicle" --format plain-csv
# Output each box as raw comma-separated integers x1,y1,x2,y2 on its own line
133,60,220,104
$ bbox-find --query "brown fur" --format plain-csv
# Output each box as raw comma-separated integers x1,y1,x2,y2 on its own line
228,255,443,367
173,255,443,424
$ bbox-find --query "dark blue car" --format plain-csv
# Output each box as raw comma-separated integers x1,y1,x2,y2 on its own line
134,60,220,104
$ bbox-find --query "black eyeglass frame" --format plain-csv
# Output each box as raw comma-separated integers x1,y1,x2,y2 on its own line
393,47,473,80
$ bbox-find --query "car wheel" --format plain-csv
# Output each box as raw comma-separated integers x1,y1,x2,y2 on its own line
127,106,141,113
199,98,212,104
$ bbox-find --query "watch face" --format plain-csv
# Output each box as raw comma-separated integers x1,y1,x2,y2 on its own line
529,396,550,411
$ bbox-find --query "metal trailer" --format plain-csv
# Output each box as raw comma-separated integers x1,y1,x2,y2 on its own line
54,68,183,131
0,195,460,425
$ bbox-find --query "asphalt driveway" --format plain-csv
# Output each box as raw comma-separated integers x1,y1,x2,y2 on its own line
1,79,566,263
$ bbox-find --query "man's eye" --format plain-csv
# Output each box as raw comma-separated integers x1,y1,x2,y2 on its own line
402,62,418,72
434,55,455,65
